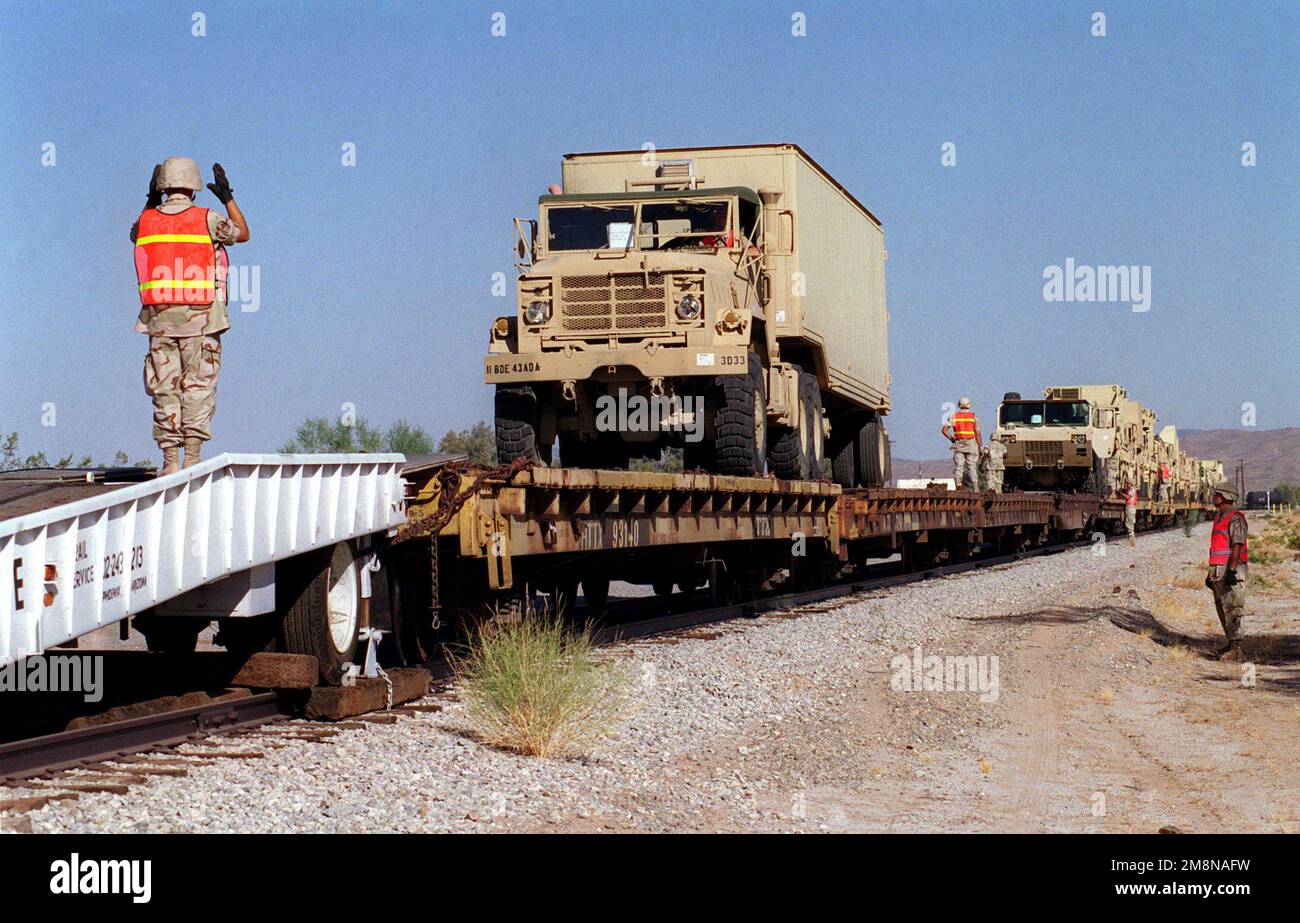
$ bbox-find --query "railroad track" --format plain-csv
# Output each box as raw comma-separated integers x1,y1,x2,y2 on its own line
0,532,1095,799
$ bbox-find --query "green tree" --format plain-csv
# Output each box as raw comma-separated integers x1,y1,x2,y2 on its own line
2,433,135,471
438,421,497,465
280,416,437,456
1272,483,1300,506
630,447,683,473
385,419,435,456
280,416,386,453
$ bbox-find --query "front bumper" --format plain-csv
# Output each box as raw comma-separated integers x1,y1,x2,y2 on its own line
485,343,749,384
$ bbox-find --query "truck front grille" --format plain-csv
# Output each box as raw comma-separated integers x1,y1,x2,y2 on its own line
559,274,667,334
1025,441,1071,466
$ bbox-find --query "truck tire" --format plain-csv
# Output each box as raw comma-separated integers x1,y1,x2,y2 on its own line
770,368,822,480
698,351,767,476
278,542,361,686
830,413,866,488
860,418,890,487
881,422,892,486
495,384,540,464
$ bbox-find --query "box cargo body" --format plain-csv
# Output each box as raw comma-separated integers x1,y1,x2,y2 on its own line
561,144,891,413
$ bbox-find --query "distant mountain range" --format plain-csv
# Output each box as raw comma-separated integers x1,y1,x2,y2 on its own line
1178,428,1300,491
894,427,1299,492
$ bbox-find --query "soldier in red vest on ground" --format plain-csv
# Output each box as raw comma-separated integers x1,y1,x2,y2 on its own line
1123,480,1139,546
941,397,982,490
1205,481,1249,658
131,157,250,474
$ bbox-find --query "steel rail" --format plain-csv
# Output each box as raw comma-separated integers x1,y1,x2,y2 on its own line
0,692,286,782
0,530,1128,785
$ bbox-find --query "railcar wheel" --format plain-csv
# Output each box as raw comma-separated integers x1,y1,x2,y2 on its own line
215,613,277,659
581,576,610,614
706,560,738,606
279,542,361,686
135,610,203,654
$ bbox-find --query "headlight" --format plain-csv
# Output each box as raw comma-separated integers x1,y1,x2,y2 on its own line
524,301,550,324
676,294,702,320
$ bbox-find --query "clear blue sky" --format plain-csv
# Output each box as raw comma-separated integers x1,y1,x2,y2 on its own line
2,0,1296,463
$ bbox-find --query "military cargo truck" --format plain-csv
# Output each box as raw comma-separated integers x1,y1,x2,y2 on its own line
995,385,1155,495
485,144,892,485
994,385,1221,501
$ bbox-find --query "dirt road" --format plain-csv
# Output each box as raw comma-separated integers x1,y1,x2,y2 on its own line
539,515,1299,833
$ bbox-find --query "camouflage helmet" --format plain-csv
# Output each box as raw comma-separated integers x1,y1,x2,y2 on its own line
958,396,971,409
1212,480,1238,502
157,156,202,192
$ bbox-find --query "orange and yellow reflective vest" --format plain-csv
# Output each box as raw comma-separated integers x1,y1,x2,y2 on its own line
952,410,978,440
133,206,216,306
1208,510,1248,566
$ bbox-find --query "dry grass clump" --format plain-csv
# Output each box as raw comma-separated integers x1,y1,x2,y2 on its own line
1244,510,1300,594
1151,592,1202,627
454,613,633,758
1171,567,1208,589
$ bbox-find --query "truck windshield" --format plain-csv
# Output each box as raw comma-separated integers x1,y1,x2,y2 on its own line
1000,401,1090,426
546,205,636,251
544,199,732,252
639,201,730,250
1045,401,1090,425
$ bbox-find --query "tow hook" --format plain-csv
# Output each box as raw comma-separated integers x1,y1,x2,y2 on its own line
649,377,665,396
561,380,576,402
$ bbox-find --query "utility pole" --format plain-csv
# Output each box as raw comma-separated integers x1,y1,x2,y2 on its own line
1234,459,1246,501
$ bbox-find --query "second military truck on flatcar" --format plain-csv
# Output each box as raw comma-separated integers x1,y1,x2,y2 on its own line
486,144,892,486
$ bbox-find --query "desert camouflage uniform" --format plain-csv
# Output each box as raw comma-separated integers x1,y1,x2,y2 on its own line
983,440,1006,492
1208,511,1248,642
952,438,979,489
131,194,239,449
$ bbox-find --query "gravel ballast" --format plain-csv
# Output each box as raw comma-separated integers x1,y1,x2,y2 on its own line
4,520,1291,833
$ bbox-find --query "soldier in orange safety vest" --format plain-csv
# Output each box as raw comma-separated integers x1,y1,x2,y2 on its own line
1204,481,1249,658
132,157,250,474
941,397,982,489
1157,461,1172,503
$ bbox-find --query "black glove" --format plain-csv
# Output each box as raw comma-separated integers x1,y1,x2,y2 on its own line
1204,574,1214,590
207,162,234,204
1223,569,1239,587
146,164,163,208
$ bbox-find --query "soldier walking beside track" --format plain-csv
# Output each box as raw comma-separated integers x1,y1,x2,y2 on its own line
1205,481,1248,659
942,397,981,490
1123,480,1138,546
132,157,249,474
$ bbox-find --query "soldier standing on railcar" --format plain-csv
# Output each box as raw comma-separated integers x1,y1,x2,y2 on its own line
942,397,982,490
132,157,250,474
982,435,1006,493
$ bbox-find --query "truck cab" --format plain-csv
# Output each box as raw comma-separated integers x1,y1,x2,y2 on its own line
487,187,762,470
